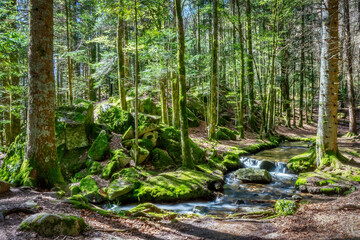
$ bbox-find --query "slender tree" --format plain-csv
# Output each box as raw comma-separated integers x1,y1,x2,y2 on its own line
22,0,64,188
134,0,139,164
175,0,193,169
117,0,127,110
65,0,73,105
209,0,218,139
316,0,340,165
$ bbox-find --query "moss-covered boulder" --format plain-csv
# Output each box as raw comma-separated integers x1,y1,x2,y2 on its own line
235,168,272,183
215,127,237,141
287,151,316,173
122,126,134,140
97,105,134,134
275,200,299,216
222,153,241,171
139,123,159,137
102,150,131,180
142,131,158,147
58,146,88,179
187,95,205,120
130,145,150,165
187,108,200,127
127,203,177,220
56,99,94,150
134,170,222,202
0,133,26,185
259,160,276,172
138,113,161,125
139,98,157,115
79,176,99,193
106,179,135,201
88,161,102,175
88,130,109,161
151,148,175,171
19,213,86,237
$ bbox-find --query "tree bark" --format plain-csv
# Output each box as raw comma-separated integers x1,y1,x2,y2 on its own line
175,0,193,169
316,0,340,165
117,2,127,110
65,0,73,105
24,0,64,188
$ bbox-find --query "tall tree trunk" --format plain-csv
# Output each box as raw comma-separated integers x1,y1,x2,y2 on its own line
65,0,73,105
299,5,305,128
117,4,127,110
24,0,64,188
344,0,357,135
171,71,180,128
175,0,193,169
209,0,218,139
134,0,139,165
316,0,340,165
245,0,257,131
160,75,168,124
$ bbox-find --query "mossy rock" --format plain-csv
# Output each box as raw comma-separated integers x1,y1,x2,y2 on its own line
58,146,88,179
19,213,87,237
0,133,26,185
88,130,109,161
151,148,176,171
275,200,299,216
102,150,131,180
96,105,134,134
222,153,241,171
88,161,102,175
122,126,134,140
215,127,237,141
130,145,150,165
142,131,158,147
106,179,135,201
69,183,81,196
187,108,200,127
187,95,205,120
138,113,161,125
287,151,316,173
234,168,272,183
83,190,107,204
127,203,177,220
134,170,222,202
79,176,99,194
189,140,206,165
259,160,276,172
139,98,157,115
139,123,159,137
243,141,279,154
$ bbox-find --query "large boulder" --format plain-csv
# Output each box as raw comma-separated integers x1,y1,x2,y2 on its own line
259,160,276,172
139,98,157,115
215,127,237,141
234,168,272,183
19,213,86,237
88,130,109,161
151,148,175,171
56,99,94,150
96,105,134,134
0,180,10,194
102,149,131,180
106,179,135,201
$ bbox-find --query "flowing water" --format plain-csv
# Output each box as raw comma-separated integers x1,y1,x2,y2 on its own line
106,141,309,216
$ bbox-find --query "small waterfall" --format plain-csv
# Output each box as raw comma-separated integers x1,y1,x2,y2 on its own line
239,157,261,169
274,162,288,173
240,157,289,174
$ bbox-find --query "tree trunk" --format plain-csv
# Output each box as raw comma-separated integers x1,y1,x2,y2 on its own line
344,0,357,135
209,0,218,139
171,71,180,128
175,0,193,169
24,0,64,188
316,0,340,165
299,5,305,128
117,3,127,110
65,0,73,105
134,0,139,165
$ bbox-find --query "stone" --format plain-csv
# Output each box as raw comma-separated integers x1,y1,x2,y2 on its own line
102,150,131,180
88,130,109,161
187,108,200,127
139,123,159,137
106,179,135,201
234,168,272,183
18,213,86,237
96,105,134,134
79,176,99,194
142,131,158,147
84,191,107,204
193,206,207,214
122,126,134,140
0,180,10,194
23,200,38,209
65,123,89,150
259,160,276,172
151,148,175,171
139,98,157,115
130,145,150,165
235,199,245,205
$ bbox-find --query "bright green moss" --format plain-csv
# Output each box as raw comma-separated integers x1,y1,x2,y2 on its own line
79,176,99,193
187,108,200,127
151,148,175,171
242,141,278,154
275,200,299,216
287,151,316,173
215,127,237,141
88,130,109,161
97,105,134,134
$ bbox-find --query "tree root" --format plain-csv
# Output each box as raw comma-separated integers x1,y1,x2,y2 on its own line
0,207,37,222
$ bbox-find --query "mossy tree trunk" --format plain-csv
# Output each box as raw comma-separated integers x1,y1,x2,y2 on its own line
65,0,73,105
245,0,257,131
236,0,245,139
24,0,65,188
298,5,305,128
344,0,357,135
316,0,340,165
175,0,193,169
134,0,139,165
160,75,168,125
117,1,127,111
209,0,218,140
171,71,180,128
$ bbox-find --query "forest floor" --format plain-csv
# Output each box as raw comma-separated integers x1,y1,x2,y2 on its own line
2,117,360,239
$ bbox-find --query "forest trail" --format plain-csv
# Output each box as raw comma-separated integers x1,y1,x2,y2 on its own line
2,118,360,240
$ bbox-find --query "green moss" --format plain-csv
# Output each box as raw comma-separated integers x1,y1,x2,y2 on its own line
139,98,157,115
133,170,221,202
187,108,200,127
79,176,99,193
97,105,134,134
275,200,299,216
151,148,175,171
215,127,237,141
88,130,109,161
287,151,316,173
222,153,240,171
242,141,278,154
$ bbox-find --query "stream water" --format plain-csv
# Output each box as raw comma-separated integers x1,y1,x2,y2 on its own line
106,141,310,216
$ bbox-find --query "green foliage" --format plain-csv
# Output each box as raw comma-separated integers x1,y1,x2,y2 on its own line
96,106,134,134
88,130,109,161
275,200,299,216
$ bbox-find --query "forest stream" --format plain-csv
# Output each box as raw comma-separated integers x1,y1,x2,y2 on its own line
105,142,319,217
